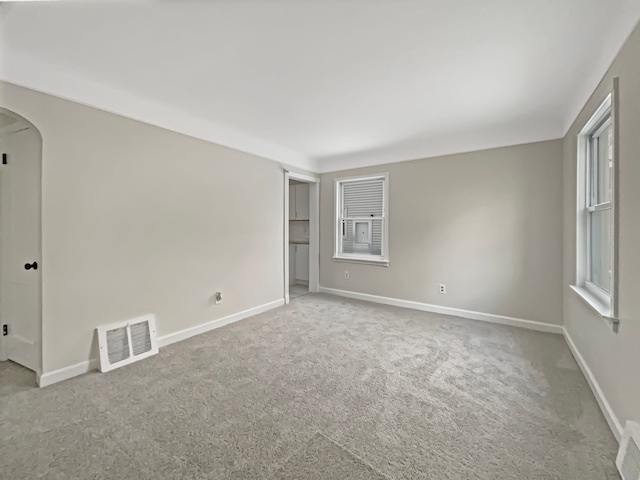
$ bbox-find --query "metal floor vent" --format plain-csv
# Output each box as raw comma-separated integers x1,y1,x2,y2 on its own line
97,314,158,372
618,421,640,480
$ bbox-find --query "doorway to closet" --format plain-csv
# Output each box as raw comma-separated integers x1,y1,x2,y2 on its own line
284,171,319,303
289,179,310,299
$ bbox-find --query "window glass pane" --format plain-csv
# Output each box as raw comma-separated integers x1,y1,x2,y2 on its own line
589,208,611,292
370,218,383,256
354,221,370,244
595,124,612,204
341,219,353,254
339,219,383,256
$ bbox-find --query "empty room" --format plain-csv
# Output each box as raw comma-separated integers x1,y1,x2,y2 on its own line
1,1,639,479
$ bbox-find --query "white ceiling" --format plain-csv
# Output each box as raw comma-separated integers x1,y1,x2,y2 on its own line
1,1,639,173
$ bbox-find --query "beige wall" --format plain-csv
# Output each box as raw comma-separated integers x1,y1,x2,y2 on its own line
562,24,640,429
320,140,564,324
0,81,285,374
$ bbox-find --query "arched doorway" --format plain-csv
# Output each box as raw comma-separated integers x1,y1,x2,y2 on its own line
0,107,42,385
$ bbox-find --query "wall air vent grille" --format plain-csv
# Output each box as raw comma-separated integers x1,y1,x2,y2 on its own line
617,421,640,480
106,326,130,364
97,314,158,373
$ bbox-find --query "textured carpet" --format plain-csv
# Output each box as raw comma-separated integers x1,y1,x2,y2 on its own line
0,360,36,398
269,432,389,480
0,294,620,479
289,284,309,299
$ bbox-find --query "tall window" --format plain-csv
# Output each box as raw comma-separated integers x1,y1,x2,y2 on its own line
575,92,617,317
586,112,613,291
334,173,389,265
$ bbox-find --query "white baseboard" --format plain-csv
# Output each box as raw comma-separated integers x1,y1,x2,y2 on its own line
38,298,284,388
319,287,564,334
38,359,99,388
157,298,284,348
562,327,623,442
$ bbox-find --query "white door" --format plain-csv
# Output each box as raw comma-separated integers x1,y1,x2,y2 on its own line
295,244,309,282
0,126,42,372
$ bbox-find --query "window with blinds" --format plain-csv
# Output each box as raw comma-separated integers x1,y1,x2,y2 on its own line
335,173,389,264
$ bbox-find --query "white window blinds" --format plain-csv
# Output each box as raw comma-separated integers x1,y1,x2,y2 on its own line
342,179,384,217
337,176,386,258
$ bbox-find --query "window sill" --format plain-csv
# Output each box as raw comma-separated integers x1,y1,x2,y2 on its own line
569,285,615,320
332,255,389,267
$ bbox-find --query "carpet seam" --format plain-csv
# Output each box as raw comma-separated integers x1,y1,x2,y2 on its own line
264,430,322,479
315,432,395,480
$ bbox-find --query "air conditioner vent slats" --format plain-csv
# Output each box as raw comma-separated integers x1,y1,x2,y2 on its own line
106,326,130,364
617,421,640,480
130,321,152,356
97,315,158,373
621,437,640,480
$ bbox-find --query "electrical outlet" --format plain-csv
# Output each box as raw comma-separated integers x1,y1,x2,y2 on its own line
438,284,446,294
215,291,222,304
344,271,350,279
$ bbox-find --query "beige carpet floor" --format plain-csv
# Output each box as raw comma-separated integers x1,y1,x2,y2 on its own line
0,294,620,479
0,360,36,398
289,284,309,299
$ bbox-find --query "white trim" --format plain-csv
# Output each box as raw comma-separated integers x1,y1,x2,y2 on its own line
37,359,99,388
334,172,389,264
37,299,283,387
611,78,620,319
331,255,389,267
569,285,614,321
308,179,320,294
284,171,291,304
157,299,284,348
284,170,320,303
562,327,623,442
579,93,612,136
318,287,563,334
575,88,618,322
288,171,320,183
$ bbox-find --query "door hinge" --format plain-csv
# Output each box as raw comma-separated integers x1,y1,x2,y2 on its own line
2,153,7,165
2,324,7,336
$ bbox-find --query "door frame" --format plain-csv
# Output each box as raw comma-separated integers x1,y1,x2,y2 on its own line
284,170,320,303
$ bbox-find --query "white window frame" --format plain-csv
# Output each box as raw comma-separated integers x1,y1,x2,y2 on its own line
571,84,619,322
334,173,389,266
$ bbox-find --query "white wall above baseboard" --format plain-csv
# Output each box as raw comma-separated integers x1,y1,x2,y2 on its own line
319,287,564,334
37,298,285,388
157,298,284,348
562,328,623,442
